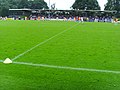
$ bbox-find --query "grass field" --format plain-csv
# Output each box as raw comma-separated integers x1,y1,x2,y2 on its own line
0,20,120,90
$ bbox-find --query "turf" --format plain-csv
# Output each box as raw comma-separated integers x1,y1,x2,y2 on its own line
0,20,120,90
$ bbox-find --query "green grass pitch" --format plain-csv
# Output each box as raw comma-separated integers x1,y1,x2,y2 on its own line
0,20,120,90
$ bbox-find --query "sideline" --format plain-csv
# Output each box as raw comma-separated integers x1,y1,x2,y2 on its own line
1,60,120,74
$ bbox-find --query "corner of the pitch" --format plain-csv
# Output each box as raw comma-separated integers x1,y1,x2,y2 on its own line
3,58,12,64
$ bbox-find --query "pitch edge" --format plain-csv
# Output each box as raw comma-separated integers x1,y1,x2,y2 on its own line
13,61,120,74
1,60,120,74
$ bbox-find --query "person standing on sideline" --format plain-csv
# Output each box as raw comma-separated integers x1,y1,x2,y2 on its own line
81,17,84,23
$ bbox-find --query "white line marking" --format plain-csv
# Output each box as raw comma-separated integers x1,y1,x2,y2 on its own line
12,23,79,61
13,61,120,74
0,60,120,74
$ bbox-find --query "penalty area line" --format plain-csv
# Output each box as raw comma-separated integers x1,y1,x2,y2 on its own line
13,61,120,74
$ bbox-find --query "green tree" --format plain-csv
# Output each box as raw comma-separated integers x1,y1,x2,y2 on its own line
105,0,120,11
18,0,48,9
18,0,28,8
9,0,20,8
72,0,100,10
105,0,120,17
0,0,48,16
0,0,11,16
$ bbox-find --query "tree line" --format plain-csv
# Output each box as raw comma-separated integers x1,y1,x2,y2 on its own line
105,0,120,17
72,0,120,17
0,0,120,17
0,0,48,16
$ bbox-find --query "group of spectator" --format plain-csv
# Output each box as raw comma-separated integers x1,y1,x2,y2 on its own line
0,15,118,23
26,15,115,23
